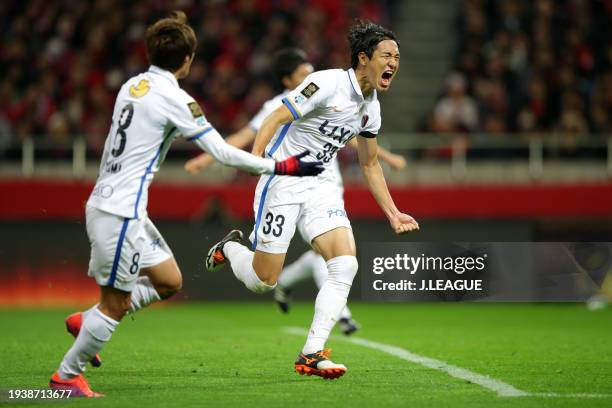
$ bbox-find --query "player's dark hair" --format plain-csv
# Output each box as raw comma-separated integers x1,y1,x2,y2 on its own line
145,10,197,72
348,21,399,69
272,48,308,89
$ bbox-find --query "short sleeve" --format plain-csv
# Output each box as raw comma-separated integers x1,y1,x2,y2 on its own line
360,101,381,138
282,70,337,120
166,90,212,141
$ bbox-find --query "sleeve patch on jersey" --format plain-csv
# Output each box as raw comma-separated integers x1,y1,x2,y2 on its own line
359,131,377,139
129,79,150,98
188,102,204,119
301,82,320,98
293,94,306,105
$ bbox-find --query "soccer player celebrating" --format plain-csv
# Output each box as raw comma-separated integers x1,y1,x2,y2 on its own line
185,48,406,335
48,12,322,397
207,21,419,379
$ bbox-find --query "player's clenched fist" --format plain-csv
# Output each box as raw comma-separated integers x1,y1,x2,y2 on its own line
389,212,419,234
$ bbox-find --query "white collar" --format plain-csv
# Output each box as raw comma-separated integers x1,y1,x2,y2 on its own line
148,65,179,88
347,68,377,102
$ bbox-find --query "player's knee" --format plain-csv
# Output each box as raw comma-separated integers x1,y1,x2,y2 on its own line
251,263,279,292
156,275,183,299
260,275,277,287
326,255,358,286
246,267,276,294
248,275,276,294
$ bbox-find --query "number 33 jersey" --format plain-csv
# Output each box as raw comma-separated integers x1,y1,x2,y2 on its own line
87,65,213,219
266,68,381,186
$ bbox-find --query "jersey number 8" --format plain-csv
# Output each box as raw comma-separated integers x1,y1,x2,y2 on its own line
111,104,134,157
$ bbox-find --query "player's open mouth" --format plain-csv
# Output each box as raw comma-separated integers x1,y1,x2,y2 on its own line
380,70,394,88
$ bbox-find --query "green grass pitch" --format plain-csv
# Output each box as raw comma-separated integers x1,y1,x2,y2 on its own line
0,302,611,407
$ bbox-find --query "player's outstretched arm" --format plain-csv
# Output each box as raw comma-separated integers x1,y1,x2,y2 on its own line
191,128,322,177
347,138,406,171
356,136,419,234
185,127,256,174
252,105,294,157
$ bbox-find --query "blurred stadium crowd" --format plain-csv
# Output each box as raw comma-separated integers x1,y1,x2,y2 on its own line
428,0,612,135
0,0,610,155
0,0,393,151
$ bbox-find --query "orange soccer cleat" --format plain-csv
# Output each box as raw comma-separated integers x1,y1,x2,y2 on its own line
294,348,347,380
49,371,103,398
65,312,102,367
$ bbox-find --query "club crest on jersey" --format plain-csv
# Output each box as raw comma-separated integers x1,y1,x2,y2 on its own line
129,79,150,98
361,115,369,128
188,102,204,119
301,82,319,98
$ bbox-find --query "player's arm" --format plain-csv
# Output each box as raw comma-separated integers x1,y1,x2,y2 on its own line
252,71,332,157
185,126,256,174
356,135,419,234
189,128,321,176
346,138,406,170
173,96,321,177
251,105,294,157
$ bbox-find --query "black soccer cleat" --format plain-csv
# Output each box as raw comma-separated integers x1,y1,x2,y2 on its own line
273,285,292,313
338,317,361,336
206,230,243,272
294,348,347,380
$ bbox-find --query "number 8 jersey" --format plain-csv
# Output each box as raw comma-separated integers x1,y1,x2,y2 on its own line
88,66,216,219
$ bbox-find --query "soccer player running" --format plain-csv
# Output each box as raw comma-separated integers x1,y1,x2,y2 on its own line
206,21,418,379
186,48,406,335
48,12,322,397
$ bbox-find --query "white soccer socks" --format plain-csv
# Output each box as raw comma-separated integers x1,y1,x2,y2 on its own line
310,252,331,288
58,307,118,379
224,242,276,294
81,304,98,322
129,276,161,313
310,253,353,321
302,255,358,354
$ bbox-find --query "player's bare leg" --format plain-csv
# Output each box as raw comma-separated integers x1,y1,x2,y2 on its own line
51,286,130,397
63,257,179,372
294,227,357,379
139,257,182,302
207,230,285,293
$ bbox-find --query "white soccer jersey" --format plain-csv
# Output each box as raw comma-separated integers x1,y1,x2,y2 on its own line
87,65,275,219
265,68,380,186
250,89,343,188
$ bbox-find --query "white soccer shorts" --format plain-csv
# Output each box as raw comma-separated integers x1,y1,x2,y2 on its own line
85,206,173,292
249,176,351,254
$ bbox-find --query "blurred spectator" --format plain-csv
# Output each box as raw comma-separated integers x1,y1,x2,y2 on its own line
0,0,394,150
432,73,479,132
432,0,611,135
